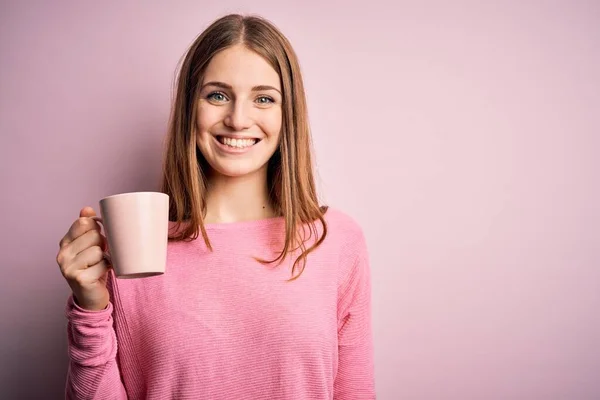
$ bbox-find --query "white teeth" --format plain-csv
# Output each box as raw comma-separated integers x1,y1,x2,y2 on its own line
221,137,257,148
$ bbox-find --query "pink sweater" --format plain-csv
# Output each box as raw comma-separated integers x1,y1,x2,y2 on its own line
65,208,375,399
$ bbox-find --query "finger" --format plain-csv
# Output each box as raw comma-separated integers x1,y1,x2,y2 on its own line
59,209,100,248
62,245,106,277
72,259,111,286
57,229,106,267
80,207,97,218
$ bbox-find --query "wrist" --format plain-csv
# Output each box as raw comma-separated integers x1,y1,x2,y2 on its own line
73,293,109,311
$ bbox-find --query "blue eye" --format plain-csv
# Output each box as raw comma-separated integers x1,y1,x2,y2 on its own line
256,96,274,104
207,92,227,102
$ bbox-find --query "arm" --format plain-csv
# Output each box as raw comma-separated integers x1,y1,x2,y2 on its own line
65,295,127,399
334,233,376,399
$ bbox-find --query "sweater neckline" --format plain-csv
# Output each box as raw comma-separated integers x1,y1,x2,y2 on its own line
203,215,285,231
169,215,285,232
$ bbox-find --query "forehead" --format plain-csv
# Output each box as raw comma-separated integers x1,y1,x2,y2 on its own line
203,45,281,90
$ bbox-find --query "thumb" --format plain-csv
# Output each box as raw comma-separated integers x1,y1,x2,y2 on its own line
79,206,97,218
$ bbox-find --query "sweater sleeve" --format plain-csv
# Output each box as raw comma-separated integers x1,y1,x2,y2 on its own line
65,295,128,399
334,232,376,399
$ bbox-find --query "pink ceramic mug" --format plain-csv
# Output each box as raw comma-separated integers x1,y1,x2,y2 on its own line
91,192,169,279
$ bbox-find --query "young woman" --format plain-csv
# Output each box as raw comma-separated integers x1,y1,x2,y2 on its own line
56,14,374,399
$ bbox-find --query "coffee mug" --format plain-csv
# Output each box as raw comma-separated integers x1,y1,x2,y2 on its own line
92,191,169,279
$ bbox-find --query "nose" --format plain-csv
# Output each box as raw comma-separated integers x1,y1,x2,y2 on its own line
223,101,253,131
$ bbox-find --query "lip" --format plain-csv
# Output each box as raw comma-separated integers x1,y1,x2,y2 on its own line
216,134,261,140
213,135,260,155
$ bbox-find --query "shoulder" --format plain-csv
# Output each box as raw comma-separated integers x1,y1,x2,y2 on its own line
321,208,371,293
321,207,368,253
323,207,364,237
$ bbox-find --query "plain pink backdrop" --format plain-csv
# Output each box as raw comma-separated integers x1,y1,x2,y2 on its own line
1,1,599,399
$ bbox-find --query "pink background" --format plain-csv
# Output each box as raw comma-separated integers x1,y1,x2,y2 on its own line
1,1,599,398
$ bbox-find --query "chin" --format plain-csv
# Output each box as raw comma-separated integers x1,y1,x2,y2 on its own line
210,161,267,179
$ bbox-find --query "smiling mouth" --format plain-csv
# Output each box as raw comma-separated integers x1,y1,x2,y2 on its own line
216,135,261,149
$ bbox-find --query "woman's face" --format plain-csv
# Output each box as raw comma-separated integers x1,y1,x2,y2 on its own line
196,44,283,179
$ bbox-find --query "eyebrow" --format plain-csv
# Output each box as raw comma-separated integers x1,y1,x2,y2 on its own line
201,81,282,95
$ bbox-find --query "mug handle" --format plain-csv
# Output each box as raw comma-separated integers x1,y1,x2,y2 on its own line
90,215,112,265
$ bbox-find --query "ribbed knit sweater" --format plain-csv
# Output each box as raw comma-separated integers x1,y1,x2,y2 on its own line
65,208,375,399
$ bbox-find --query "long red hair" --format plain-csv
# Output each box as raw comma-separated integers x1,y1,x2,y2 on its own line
160,14,327,279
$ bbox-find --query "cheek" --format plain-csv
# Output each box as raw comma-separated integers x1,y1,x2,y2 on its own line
262,110,283,139
195,108,214,153
196,103,220,135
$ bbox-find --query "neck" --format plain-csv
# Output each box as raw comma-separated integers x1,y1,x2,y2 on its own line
203,168,277,224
